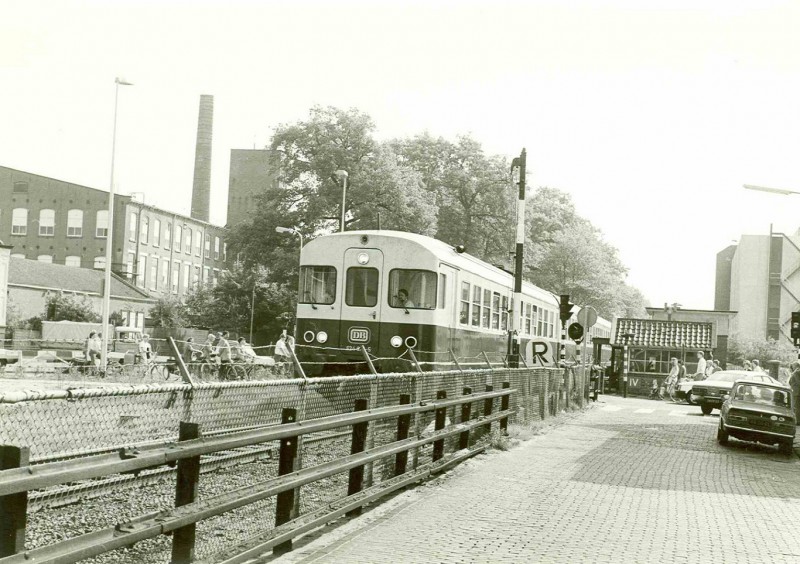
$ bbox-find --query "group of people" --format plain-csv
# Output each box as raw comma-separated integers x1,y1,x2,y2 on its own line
654,351,724,401
183,331,258,379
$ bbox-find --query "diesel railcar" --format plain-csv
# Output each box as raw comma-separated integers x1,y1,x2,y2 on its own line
294,230,610,375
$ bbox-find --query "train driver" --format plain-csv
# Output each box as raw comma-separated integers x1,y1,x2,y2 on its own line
394,288,415,308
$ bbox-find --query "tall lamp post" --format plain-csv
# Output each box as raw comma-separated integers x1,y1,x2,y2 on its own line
622,331,635,399
331,170,348,232
275,226,304,254
100,77,133,371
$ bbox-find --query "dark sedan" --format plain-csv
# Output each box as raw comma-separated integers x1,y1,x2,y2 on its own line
717,379,796,455
689,370,779,415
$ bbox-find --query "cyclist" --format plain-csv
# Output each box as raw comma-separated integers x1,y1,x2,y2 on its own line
218,331,233,380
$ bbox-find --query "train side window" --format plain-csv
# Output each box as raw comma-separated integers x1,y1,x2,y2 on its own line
388,269,437,309
460,282,470,324
524,303,532,335
501,295,509,330
481,289,491,328
471,285,481,326
346,267,378,307
491,292,501,330
300,266,337,305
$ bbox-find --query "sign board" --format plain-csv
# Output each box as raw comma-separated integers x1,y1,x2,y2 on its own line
578,306,598,329
568,322,584,343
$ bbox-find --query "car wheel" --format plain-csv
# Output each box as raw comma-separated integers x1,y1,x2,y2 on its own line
779,440,794,455
700,403,713,415
685,392,696,406
717,422,728,445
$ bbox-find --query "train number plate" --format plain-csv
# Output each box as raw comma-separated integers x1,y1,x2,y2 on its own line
348,327,371,344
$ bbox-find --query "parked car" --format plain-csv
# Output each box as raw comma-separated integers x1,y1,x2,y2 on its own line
689,370,779,415
718,379,796,454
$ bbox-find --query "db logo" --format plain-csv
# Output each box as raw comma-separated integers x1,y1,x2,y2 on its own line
348,327,370,344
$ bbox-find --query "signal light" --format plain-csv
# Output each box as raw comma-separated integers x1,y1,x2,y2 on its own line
791,312,800,343
559,294,575,324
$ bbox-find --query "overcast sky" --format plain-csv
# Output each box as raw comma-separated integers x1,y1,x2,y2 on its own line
3,0,800,310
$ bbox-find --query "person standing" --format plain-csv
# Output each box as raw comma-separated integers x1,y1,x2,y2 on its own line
218,331,232,380
666,357,679,401
788,361,800,423
694,351,707,380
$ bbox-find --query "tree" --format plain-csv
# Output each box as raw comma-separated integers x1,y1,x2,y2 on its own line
727,336,797,368
44,292,99,323
149,296,187,328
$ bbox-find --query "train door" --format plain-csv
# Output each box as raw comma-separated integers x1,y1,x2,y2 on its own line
339,247,384,354
439,264,459,349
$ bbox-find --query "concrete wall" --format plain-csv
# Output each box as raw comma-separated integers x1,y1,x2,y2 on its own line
729,234,770,340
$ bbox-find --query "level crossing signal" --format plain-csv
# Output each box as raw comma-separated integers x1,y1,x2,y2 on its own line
568,322,584,343
559,294,575,325
792,311,800,346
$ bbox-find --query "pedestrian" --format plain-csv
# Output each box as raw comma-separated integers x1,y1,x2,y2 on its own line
218,331,232,380
665,358,679,401
85,331,101,366
752,359,765,373
694,351,707,380
183,337,200,365
274,330,294,375
743,360,753,371
137,334,153,364
788,361,800,422
237,337,256,362
201,333,217,363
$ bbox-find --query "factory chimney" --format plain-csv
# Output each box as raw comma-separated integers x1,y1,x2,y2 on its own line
190,94,213,222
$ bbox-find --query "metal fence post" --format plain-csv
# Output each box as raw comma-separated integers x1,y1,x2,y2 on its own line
500,381,510,433
539,371,547,420
432,390,447,462
347,399,369,517
394,394,412,476
0,445,29,557
459,387,472,450
273,408,299,556
171,422,201,564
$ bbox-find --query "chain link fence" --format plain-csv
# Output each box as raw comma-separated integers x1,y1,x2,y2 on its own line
1,365,590,563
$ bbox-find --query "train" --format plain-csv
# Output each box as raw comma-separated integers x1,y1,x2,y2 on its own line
294,230,611,375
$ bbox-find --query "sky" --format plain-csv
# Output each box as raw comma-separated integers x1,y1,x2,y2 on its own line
3,0,800,311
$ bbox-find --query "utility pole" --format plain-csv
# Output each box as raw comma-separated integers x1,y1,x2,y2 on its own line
509,149,526,368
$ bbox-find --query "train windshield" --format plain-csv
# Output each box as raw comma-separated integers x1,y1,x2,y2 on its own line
389,269,437,309
345,267,379,307
299,266,336,305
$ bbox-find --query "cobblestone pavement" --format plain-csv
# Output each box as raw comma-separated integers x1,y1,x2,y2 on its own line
269,394,800,564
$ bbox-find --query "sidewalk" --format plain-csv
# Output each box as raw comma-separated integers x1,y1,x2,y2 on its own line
269,394,800,564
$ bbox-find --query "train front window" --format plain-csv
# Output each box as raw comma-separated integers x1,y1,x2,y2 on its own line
346,267,379,307
389,269,437,309
299,266,336,305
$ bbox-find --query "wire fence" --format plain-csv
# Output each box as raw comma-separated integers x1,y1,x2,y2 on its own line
0,365,589,563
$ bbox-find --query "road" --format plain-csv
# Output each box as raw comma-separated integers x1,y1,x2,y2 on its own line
269,394,800,564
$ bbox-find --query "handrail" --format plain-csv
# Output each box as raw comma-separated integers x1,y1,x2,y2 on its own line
0,388,513,497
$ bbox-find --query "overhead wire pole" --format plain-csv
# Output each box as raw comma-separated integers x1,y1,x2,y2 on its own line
509,149,526,368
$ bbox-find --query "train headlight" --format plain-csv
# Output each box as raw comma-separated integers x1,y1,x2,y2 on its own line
303,331,315,343
404,336,417,349
390,336,403,348
316,331,328,344
357,253,369,265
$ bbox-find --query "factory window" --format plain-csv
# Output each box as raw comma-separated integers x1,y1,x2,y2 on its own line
39,209,55,236
141,216,149,245
153,219,161,247
172,262,180,293
174,224,182,252
37,255,53,263
194,230,201,257
182,263,190,290
193,265,201,287
160,259,169,290
203,266,210,283
67,209,83,237
214,237,220,260
126,252,135,280
11,253,25,259
137,255,147,288
185,228,192,254
95,210,108,238
129,213,138,242
11,208,27,235
12,181,28,193
150,258,158,290
94,256,106,269
164,223,171,251
204,234,210,259
65,256,81,267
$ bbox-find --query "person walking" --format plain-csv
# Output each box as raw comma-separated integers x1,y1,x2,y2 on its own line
788,361,800,423
218,331,233,380
665,357,679,401
694,351,707,380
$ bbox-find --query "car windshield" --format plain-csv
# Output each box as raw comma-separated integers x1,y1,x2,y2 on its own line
732,384,790,408
710,373,743,383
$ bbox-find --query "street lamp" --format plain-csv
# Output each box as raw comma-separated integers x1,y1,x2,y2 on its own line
743,183,800,196
100,77,133,371
331,170,348,232
275,226,303,253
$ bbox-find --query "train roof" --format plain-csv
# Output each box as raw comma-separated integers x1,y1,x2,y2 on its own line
304,230,559,306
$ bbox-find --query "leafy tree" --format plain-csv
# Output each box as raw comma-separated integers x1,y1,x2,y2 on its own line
727,336,797,368
44,291,99,323
149,296,187,328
